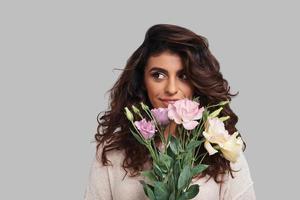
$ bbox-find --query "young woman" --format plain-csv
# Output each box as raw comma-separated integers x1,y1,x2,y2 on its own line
84,24,256,200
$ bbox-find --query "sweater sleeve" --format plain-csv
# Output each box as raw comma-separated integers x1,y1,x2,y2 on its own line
84,149,113,200
222,152,256,200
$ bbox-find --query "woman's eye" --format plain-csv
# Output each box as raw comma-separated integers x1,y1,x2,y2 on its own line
151,72,165,80
179,73,187,80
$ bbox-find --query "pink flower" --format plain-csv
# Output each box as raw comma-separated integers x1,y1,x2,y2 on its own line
168,98,204,130
134,118,156,139
151,108,170,126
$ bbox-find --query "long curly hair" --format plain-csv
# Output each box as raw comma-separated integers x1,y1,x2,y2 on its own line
95,24,244,182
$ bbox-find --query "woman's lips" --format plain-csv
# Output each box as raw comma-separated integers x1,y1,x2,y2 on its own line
160,98,179,106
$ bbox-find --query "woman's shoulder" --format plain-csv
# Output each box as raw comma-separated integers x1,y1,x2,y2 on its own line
85,142,130,200
221,151,253,185
230,151,251,172
95,142,126,167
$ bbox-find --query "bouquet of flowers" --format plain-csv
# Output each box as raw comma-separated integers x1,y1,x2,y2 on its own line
124,98,243,200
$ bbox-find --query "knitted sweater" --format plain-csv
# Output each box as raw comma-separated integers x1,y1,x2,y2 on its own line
84,146,256,200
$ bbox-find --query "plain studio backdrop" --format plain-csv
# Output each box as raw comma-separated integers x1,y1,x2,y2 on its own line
0,1,299,199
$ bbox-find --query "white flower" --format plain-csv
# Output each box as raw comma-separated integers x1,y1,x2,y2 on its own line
203,117,243,162
219,132,243,162
203,117,229,146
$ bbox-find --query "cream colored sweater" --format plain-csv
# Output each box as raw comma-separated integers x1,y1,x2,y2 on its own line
84,146,256,200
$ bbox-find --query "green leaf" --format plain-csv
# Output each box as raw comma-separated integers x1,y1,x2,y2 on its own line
146,185,156,200
153,163,163,178
169,190,176,200
154,181,169,200
156,161,168,174
169,138,179,155
159,153,173,170
140,180,147,194
191,164,209,177
170,135,183,153
141,170,157,183
167,173,175,191
173,160,180,183
186,140,203,151
183,151,193,166
177,165,191,190
140,181,156,200
179,184,199,200
166,144,176,160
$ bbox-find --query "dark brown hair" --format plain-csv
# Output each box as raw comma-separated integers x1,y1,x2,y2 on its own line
95,24,244,182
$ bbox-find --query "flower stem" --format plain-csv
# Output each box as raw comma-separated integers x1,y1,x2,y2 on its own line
199,152,208,164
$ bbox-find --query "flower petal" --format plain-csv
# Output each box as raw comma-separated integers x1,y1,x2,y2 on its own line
204,140,218,155
151,108,170,125
182,120,199,130
168,104,182,124
193,107,204,120
134,118,156,139
220,132,243,162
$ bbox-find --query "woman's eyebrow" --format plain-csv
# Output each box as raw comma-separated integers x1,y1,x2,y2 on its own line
148,67,168,73
148,66,184,74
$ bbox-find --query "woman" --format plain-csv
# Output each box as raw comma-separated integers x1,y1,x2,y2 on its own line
84,24,256,200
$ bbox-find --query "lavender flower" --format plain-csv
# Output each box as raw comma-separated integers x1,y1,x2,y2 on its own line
134,118,156,139
151,108,170,126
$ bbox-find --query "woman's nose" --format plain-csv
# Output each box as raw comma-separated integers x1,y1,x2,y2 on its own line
165,78,178,95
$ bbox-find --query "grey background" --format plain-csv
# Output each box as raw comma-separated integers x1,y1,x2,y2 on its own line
1,1,299,199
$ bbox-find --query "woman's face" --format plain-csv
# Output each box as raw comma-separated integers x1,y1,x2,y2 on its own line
144,51,194,108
